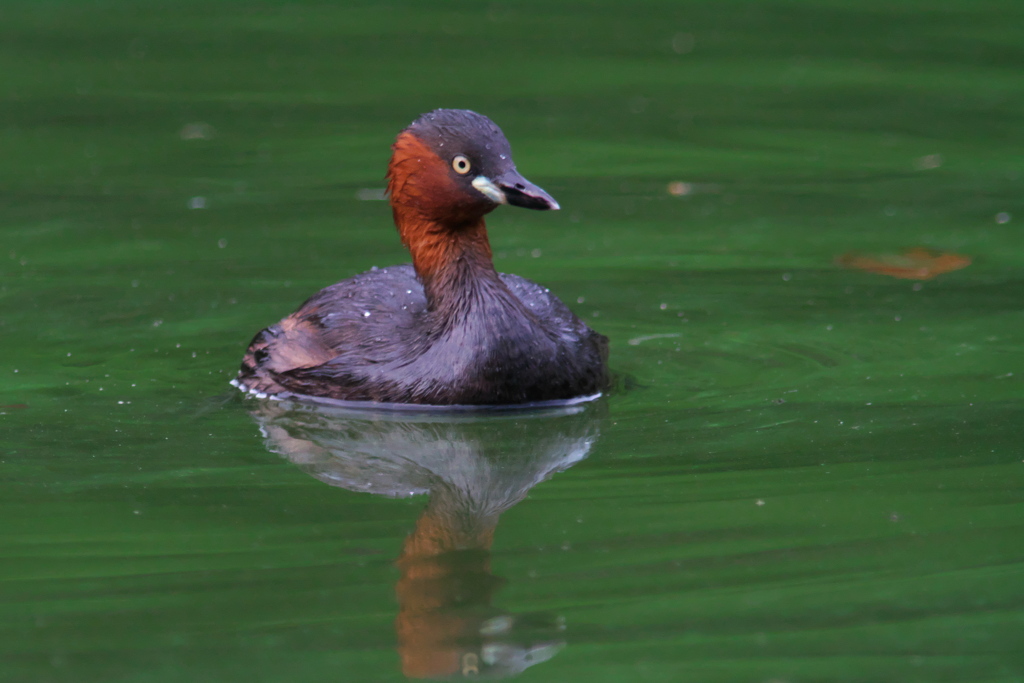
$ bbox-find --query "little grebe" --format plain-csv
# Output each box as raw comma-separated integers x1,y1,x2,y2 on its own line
233,109,608,405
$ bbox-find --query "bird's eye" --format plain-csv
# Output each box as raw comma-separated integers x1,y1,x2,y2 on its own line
452,155,471,175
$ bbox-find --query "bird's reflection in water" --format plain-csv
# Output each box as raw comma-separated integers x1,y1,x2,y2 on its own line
249,399,604,679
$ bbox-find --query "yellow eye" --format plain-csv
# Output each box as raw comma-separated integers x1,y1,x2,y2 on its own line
452,155,471,175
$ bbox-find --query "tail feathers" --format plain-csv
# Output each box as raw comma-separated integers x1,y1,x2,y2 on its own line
239,326,274,375
233,325,289,396
234,319,339,397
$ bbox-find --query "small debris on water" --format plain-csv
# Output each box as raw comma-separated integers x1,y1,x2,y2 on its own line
913,154,942,170
628,333,681,346
836,248,970,280
667,181,692,196
671,32,695,54
355,188,387,201
179,122,215,140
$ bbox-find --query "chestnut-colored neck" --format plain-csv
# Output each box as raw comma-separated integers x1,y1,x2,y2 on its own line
387,131,502,311
391,207,501,308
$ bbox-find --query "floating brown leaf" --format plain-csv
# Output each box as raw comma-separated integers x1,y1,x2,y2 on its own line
836,247,971,280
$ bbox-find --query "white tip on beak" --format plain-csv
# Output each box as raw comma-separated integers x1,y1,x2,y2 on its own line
472,175,507,204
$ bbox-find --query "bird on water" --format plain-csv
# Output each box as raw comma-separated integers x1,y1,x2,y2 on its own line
233,109,608,406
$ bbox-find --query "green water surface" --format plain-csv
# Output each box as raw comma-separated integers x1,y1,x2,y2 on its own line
2,1,1023,681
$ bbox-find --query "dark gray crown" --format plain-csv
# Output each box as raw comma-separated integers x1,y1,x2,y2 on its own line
405,109,516,177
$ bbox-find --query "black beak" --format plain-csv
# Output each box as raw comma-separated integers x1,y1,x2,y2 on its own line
495,170,560,211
